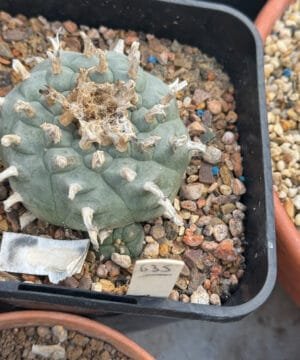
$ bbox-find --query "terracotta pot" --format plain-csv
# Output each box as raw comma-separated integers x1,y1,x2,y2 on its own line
0,310,155,360
255,0,300,306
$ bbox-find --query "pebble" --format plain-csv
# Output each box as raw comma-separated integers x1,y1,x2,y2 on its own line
183,229,204,247
229,218,243,237
169,289,180,301
164,221,178,241
198,163,215,184
171,242,185,255
63,20,78,33
32,344,65,360
143,242,160,258
52,325,68,343
192,88,210,104
213,224,229,242
202,146,222,165
105,260,120,277
207,99,222,114
36,326,51,339
293,195,300,210
184,249,204,270
232,178,246,195
111,253,131,269
201,240,218,252
180,183,206,200
219,184,232,196
181,200,197,212
221,203,236,215
0,42,13,59
99,279,115,293
91,282,102,292
150,224,166,240
214,239,237,262
188,121,206,136
96,264,108,278
3,29,27,41
222,131,235,145
220,166,232,186
78,275,92,290
159,242,170,257
210,293,221,305
190,285,210,304
179,294,190,303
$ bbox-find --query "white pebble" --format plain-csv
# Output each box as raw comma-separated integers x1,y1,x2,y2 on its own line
111,253,132,269
191,286,209,305
293,195,300,210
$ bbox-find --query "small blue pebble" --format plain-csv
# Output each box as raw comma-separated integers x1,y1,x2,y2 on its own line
239,176,245,182
196,109,204,117
147,55,158,64
212,166,219,176
282,68,292,78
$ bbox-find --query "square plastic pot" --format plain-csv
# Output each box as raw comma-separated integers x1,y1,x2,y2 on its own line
195,0,267,19
0,0,276,321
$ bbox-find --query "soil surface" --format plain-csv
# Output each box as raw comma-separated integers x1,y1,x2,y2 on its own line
0,325,131,360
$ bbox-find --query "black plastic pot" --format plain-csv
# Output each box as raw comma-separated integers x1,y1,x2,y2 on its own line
197,0,267,19
0,0,276,321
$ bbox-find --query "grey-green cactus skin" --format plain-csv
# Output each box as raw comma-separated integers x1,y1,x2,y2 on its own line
100,223,144,259
0,46,192,255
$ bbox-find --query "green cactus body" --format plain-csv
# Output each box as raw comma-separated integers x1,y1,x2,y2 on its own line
0,35,206,257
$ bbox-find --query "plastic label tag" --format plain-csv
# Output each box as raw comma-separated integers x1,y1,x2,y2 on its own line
0,232,90,284
127,259,184,297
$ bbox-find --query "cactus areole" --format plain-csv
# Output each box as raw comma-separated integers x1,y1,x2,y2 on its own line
0,32,208,257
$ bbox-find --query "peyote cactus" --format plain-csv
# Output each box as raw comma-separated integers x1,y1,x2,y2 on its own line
0,31,209,258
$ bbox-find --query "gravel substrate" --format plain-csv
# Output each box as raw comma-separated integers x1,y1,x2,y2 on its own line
0,11,247,305
264,1,300,227
0,325,131,359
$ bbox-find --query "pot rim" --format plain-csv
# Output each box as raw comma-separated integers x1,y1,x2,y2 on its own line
0,310,155,360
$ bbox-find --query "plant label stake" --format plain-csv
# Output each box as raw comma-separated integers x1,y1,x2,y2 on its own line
0,232,90,284
127,259,184,297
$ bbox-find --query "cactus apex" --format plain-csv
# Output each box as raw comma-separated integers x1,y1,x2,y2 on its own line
12,59,30,81
1,134,21,147
120,167,137,182
81,207,99,250
0,166,18,182
40,123,62,144
113,39,125,54
68,183,82,200
128,41,140,80
3,192,23,211
20,211,37,230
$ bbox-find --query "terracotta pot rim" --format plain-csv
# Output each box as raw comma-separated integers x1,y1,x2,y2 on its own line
0,310,155,360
